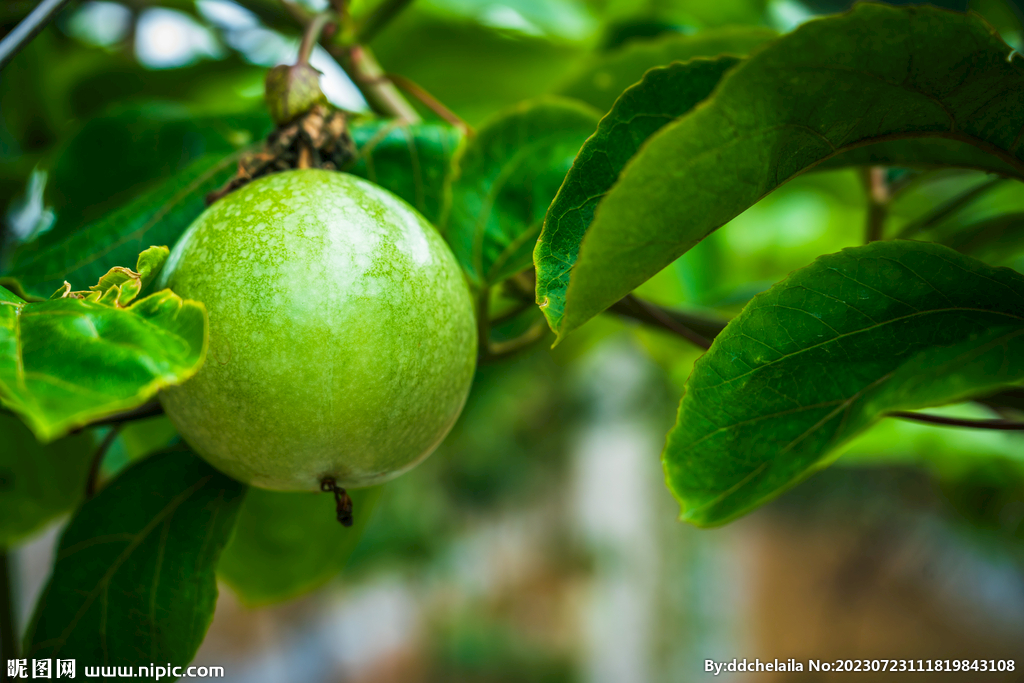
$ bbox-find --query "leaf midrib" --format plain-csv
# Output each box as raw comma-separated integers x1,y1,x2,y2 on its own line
696,305,1023,392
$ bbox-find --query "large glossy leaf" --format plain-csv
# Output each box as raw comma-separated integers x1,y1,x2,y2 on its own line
665,241,1024,527
557,27,777,111
5,153,242,299
25,448,245,667
7,119,457,298
218,486,382,607
551,5,1024,340
48,104,271,241
348,119,464,226
0,413,94,548
0,251,207,442
445,98,599,288
537,58,740,334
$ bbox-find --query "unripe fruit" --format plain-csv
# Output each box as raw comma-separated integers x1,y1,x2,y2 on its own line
158,169,476,491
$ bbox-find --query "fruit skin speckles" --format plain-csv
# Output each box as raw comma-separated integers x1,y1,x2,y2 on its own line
158,169,477,491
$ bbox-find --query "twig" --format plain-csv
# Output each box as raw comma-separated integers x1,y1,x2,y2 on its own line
0,549,16,660
356,0,415,44
0,0,74,71
616,294,713,349
335,44,420,122
610,294,727,345
505,268,726,348
385,72,472,132
84,424,123,499
862,166,889,243
887,411,1024,431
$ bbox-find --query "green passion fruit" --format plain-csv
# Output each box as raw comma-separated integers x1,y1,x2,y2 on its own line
158,169,476,491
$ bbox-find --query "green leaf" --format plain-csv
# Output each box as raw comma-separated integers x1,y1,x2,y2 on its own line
552,5,1024,340
52,245,171,308
348,119,464,226
0,413,94,548
47,104,271,240
557,26,777,112
0,281,207,443
25,448,245,667
536,57,741,334
8,119,455,298
445,98,600,288
218,486,382,607
5,153,242,299
665,241,1024,527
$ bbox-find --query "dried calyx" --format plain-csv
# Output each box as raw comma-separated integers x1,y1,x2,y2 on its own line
207,104,356,204
208,12,357,204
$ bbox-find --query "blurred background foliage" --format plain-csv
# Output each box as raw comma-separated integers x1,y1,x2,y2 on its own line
2,0,1024,680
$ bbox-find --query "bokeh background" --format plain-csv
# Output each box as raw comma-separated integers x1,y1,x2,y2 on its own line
2,0,1024,680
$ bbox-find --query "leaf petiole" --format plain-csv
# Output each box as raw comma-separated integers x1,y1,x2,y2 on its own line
84,424,123,500
887,411,1024,431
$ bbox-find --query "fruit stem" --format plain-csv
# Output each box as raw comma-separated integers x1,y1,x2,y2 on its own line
320,478,354,527
279,0,420,121
297,12,334,66
84,424,123,500
0,548,17,659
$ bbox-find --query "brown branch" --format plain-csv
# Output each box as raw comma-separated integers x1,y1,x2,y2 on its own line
610,295,726,349
385,72,472,133
334,44,420,122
